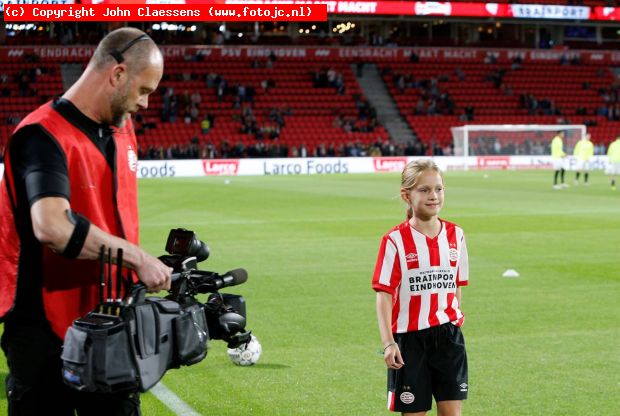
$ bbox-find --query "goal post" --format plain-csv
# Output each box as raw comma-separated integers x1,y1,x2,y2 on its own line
450,124,587,170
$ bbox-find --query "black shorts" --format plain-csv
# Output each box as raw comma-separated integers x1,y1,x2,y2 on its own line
387,323,468,413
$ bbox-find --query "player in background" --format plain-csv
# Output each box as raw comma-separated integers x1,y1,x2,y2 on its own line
372,159,469,416
606,135,620,191
573,133,594,186
551,131,567,189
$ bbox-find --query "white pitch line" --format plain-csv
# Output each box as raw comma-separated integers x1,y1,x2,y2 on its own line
151,382,201,416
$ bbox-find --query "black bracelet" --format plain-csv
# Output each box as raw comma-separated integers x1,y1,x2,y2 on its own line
383,342,397,353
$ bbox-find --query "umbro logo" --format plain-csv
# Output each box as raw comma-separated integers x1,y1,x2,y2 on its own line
459,383,468,392
405,253,418,262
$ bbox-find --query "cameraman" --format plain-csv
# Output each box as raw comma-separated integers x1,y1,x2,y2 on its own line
0,28,171,415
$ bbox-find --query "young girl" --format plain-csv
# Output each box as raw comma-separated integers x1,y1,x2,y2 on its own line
372,159,469,416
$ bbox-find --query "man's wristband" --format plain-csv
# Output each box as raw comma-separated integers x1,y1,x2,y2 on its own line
63,209,91,258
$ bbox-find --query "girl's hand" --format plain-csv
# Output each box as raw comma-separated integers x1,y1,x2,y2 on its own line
384,343,405,369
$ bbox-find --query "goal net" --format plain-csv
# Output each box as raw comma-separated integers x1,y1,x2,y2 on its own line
450,124,586,170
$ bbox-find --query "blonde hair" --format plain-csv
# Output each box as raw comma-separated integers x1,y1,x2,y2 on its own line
401,159,444,219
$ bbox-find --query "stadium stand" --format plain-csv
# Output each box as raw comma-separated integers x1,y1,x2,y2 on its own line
137,56,390,158
381,57,619,150
2,48,620,158
2,6,620,158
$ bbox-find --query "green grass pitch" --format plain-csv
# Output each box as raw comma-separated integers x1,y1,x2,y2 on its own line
1,169,619,415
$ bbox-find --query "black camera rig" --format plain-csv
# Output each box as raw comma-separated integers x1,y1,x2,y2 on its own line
61,228,250,393
160,228,251,348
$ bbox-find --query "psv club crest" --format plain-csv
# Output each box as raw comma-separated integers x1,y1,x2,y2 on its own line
127,146,138,172
400,392,415,404
448,242,458,262
449,248,458,262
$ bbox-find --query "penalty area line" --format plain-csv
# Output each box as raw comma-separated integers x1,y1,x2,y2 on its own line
151,382,201,416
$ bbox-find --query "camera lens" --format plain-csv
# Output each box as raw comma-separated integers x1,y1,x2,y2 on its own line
189,239,210,262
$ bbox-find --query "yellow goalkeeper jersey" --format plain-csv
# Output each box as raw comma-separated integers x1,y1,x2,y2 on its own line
608,139,620,163
551,135,565,159
573,139,594,161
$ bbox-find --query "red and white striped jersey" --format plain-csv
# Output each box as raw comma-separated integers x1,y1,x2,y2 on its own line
372,219,469,333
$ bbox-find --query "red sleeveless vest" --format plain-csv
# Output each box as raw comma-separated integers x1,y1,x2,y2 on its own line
0,102,139,338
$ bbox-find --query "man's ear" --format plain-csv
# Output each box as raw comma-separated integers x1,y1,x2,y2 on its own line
110,64,127,87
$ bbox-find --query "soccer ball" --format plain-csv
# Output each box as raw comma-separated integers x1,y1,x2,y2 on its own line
227,335,261,366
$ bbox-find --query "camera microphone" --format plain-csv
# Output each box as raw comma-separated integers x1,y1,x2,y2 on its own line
212,268,248,290
190,268,248,292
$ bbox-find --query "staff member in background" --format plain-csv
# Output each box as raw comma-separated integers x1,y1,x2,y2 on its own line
573,133,594,186
373,159,469,416
0,28,171,415
606,135,620,191
551,130,567,189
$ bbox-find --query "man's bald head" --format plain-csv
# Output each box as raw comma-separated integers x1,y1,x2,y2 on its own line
90,28,162,75
74,28,164,127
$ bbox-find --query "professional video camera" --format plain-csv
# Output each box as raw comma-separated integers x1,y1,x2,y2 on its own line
159,228,251,348
61,228,251,394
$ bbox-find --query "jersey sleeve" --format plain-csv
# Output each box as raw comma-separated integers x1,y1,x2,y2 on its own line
456,234,469,287
573,141,581,157
608,142,620,161
573,140,585,158
9,124,70,206
372,234,402,295
551,138,565,158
